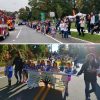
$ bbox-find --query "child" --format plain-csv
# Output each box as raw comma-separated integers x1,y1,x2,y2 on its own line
5,66,13,87
60,60,66,72
63,21,69,38
42,60,53,87
45,60,52,72
52,62,59,72
22,60,29,83
30,61,37,71
41,22,46,35
36,60,41,71
50,26,56,37
40,60,45,71
64,62,73,96
4,52,13,87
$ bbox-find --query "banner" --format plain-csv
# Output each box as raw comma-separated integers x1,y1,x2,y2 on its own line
27,70,41,88
27,70,68,89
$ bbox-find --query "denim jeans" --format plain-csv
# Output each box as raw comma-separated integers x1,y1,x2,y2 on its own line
64,31,68,38
85,81,96,99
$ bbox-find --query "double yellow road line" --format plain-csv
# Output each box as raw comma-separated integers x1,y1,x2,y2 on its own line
34,87,50,100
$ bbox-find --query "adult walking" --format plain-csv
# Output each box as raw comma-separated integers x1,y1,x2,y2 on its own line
75,16,81,36
13,52,23,84
77,53,99,100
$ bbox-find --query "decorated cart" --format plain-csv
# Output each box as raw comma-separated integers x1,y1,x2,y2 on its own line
27,70,68,89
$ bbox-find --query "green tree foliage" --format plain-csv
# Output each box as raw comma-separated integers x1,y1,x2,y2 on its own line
18,7,30,21
76,0,100,13
0,45,50,64
58,45,68,55
20,0,73,20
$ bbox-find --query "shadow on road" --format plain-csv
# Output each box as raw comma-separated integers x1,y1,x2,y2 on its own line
95,83,100,100
1,86,66,100
0,83,26,100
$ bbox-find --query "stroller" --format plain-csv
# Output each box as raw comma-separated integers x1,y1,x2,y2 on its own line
91,20,100,34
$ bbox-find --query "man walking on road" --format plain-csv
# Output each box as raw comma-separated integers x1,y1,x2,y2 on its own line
13,52,23,84
77,53,99,100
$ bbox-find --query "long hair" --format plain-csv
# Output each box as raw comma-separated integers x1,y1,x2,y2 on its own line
85,53,97,67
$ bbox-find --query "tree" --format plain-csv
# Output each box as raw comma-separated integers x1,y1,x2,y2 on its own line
28,0,73,19
18,7,30,21
58,45,68,55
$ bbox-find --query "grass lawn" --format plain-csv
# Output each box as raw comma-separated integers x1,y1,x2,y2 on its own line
71,22,87,29
71,22,76,29
71,32,100,43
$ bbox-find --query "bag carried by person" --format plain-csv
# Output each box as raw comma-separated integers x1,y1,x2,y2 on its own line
4,66,13,78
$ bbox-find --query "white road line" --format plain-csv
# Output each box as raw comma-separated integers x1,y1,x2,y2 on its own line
13,40,15,41
0,76,6,79
16,27,22,39
45,34,63,44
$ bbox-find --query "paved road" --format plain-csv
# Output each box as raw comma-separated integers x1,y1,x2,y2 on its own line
0,73,100,100
0,25,92,44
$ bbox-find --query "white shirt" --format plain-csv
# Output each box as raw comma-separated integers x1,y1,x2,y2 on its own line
63,23,68,31
60,23,64,31
80,20,85,27
90,15,95,24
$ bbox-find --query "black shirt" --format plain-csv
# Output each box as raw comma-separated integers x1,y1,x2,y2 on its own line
13,57,23,70
77,61,99,82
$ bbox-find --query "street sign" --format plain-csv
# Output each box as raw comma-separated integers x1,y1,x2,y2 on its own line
50,12,55,17
40,12,45,21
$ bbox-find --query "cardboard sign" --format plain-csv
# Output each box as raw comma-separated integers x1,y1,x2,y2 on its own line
27,70,68,89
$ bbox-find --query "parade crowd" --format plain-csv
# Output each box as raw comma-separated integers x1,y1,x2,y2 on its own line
26,12,100,39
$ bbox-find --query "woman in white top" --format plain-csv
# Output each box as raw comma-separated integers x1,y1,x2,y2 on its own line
90,12,95,33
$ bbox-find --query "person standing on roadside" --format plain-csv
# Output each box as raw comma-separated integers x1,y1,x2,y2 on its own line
75,16,81,36
86,14,91,33
63,20,69,38
77,53,99,100
13,52,23,84
59,20,64,38
90,12,95,34
79,17,85,36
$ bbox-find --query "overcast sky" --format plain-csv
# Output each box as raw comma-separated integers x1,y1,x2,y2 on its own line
0,0,28,12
